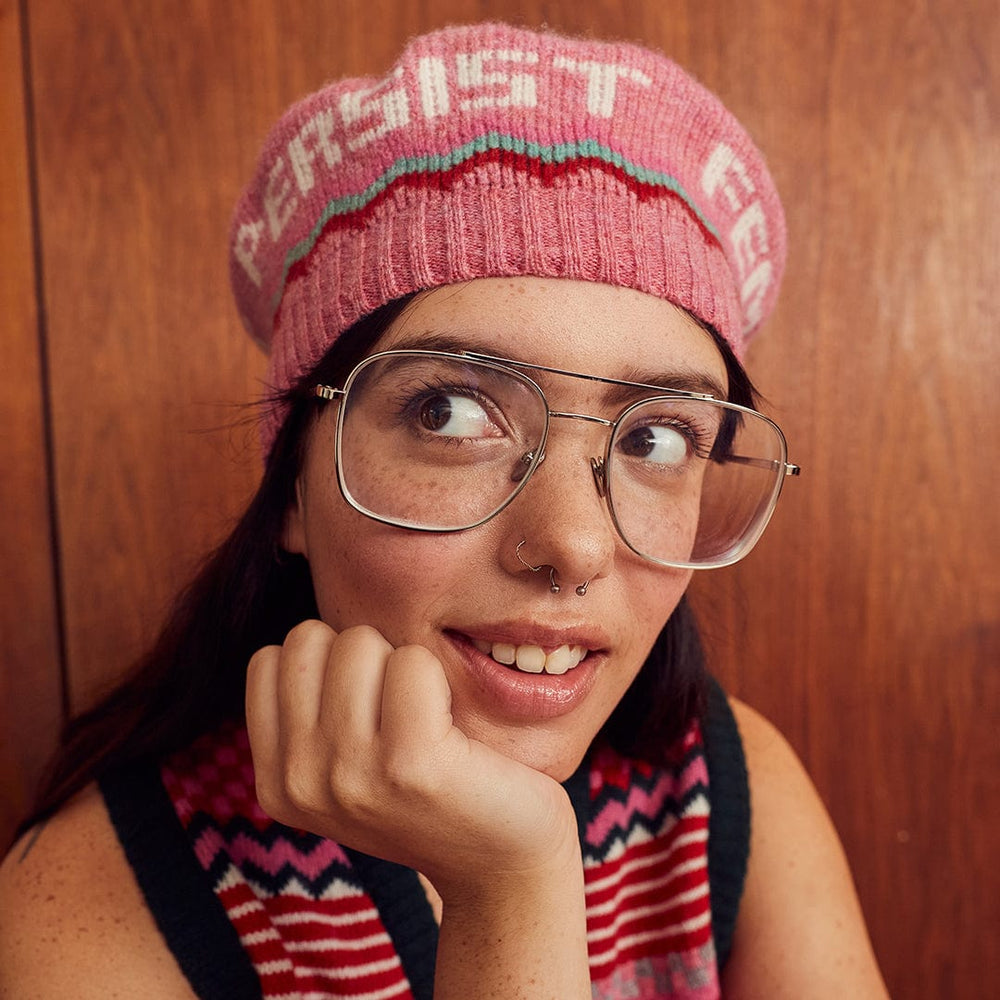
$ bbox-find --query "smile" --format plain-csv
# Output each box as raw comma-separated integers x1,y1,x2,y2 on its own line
471,638,588,675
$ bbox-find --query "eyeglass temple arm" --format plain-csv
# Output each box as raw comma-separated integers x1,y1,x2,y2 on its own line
725,454,801,476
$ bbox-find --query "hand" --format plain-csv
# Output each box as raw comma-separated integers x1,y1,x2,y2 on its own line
245,620,580,899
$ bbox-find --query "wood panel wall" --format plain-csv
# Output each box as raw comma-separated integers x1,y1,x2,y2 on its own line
3,0,997,996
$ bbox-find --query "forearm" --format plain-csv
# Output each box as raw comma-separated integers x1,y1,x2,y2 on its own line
433,844,591,1000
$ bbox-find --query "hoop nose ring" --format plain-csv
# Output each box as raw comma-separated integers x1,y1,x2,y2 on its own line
515,540,590,596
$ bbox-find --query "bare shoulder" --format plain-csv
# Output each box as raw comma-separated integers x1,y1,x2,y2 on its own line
722,698,890,999
0,784,196,999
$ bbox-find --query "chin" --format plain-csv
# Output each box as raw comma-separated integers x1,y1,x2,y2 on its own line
485,728,591,784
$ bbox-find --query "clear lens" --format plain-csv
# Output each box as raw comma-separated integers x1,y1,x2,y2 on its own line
337,353,548,529
333,352,789,568
606,396,787,567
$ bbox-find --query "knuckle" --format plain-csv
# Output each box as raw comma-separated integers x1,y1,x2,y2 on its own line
379,746,435,799
340,623,393,655
283,618,333,653
378,751,410,791
391,642,434,664
254,774,289,822
281,757,320,814
325,756,366,810
247,644,279,672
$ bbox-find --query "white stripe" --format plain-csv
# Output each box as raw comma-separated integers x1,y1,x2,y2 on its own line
255,958,295,975
588,909,713,967
586,855,707,918
272,906,381,928
246,874,362,900
242,874,367,901
587,882,710,944
227,899,264,922
587,797,709,864
683,795,710,817
280,931,391,953
241,927,283,947
294,977,410,1000
214,864,249,892
585,828,708,893
290,955,402,980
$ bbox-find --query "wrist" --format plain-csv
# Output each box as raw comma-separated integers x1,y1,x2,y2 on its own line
430,790,582,905
433,831,590,1000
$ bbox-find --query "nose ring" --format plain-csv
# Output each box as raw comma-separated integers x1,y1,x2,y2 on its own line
515,540,591,597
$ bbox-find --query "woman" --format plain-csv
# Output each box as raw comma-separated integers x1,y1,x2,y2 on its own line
0,22,888,999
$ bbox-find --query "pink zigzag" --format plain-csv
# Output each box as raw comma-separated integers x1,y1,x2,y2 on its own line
193,826,352,882
586,756,709,848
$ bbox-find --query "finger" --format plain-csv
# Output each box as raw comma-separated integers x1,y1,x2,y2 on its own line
275,619,337,733
378,644,455,750
318,624,394,738
245,643,282,785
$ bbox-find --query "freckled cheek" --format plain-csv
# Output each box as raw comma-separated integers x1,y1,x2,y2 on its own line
626,570,692,648
305,517,463,635
340,442,459,527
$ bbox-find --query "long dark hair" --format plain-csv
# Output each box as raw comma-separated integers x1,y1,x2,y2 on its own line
23,298,756,833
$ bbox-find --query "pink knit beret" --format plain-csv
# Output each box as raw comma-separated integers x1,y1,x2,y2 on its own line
230,22,786,449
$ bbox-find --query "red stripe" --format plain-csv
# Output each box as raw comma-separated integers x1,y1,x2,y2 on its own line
589,918,713,978
584,815,708,888
588,869,709,926
586,839,707,900
276,144,708,317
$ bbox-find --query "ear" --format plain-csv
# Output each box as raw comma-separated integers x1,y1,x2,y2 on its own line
280,477,309,557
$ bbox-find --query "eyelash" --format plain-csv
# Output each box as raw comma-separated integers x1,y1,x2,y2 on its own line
395,382,499,437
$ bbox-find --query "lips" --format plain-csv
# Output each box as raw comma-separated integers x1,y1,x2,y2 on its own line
471,638,588,675
443,626,606,721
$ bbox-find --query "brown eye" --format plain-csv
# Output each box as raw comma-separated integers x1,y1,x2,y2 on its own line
413,392,497,438
618,424,689,465
417,394,454,432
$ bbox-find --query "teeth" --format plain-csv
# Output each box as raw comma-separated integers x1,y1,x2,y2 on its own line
473,638,587,674
494,642,517,665
542,645,576,675
516,645,546,673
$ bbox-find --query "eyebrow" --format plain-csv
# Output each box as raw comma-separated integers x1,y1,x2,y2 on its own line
384,332,730,401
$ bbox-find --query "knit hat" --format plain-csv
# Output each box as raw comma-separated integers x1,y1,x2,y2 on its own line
230,23,786,449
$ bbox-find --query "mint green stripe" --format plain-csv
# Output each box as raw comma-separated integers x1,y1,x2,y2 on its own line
271,133,717,314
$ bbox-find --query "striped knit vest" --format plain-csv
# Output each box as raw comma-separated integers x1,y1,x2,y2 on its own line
101,680,747,999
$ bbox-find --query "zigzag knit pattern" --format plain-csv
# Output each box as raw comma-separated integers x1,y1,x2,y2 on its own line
162,721,718,999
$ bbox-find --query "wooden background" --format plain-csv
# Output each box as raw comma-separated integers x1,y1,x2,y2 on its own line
2,0,997,995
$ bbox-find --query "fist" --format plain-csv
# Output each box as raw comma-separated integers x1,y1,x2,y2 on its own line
245,620,578,897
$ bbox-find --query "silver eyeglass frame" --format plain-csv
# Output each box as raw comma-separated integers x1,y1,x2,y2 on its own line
315,349,801,570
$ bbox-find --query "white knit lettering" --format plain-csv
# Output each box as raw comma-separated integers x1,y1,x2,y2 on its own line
700,143,756,213
233,219,265,287
456,50,539,109
740,260,773,331
701,141,774,322
340,68,411,152
264,159,297,239
249,53,778,337
552,58,652,117
288,109,342,194
730,201,769,282
417,56,450,118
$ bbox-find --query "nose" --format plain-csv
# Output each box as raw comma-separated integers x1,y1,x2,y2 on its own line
501,424,617,590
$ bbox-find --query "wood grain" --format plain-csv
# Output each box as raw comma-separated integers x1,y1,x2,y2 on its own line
27,0,267,710
0,0,63,843
8,0,998,994
684,1,1000,993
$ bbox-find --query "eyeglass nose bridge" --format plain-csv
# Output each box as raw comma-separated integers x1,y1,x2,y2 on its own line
516,409,612,496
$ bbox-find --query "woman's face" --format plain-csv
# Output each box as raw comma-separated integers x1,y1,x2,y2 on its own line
284,277,728,781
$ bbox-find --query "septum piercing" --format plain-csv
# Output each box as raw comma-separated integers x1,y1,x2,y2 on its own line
516,540,590,597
